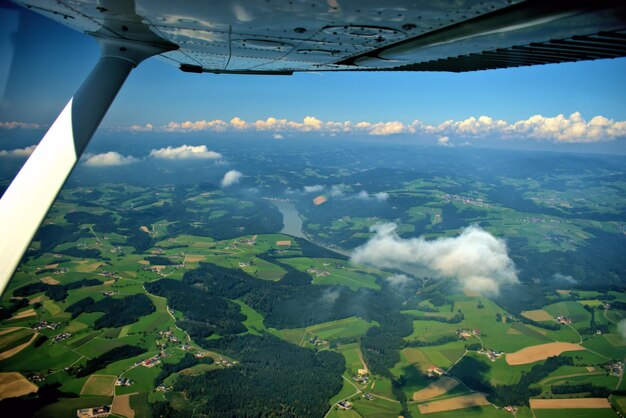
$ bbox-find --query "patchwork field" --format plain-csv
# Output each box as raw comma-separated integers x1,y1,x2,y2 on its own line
112,392,137,418
80,374,117,396
0,372,38,400
412,377,459,402
506,342,584,365
529,398,611,409
417,393,491,414
522,310,553,322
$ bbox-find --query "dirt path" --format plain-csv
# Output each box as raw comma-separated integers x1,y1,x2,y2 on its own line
322,375,361,418
447,350,468,373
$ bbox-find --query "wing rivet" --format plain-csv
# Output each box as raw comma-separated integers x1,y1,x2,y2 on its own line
294,27,306,33
121,25,129,32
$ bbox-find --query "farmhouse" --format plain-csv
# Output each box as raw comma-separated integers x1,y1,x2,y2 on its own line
427,367,445,377
32,320,60,331
337,401,353,410
76,405,111,417
115,377,133,386
556,315,572,324
54,332,71,343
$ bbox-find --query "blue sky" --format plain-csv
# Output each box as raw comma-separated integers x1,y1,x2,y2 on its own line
1,0,625,151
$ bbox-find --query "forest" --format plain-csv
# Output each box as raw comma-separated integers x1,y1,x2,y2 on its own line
155,335,344,418
65,294,155,329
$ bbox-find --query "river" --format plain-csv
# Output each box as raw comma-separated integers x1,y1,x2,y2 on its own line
267,198,351,257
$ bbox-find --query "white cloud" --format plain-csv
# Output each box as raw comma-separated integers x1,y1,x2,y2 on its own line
83,151,139,167
553,273,577,285
438,136,452,147
221,169,242,187
369,121,406,136
273,133,284,140
355,190,389,201
304,185,324,193
149,145,222,160
127,113,625,143
0,144,36,157
386,273,414,289
329,184,348,197
128,123,154,132
351,224,518,296
0,121,40,129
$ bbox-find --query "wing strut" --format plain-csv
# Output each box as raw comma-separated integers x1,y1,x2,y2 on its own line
0,36,175,295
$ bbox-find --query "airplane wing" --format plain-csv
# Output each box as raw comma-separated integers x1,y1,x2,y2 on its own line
1,0,625,294
13,0,626,74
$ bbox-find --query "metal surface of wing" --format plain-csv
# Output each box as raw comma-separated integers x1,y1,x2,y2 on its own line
12,0,626,73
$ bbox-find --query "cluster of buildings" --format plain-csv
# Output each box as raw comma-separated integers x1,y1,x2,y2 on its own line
214,358,235,367
115,377,133,387
427,367,446,377
156,384,172,392
608,361,624,377
140,355,161,368
306,268,330,277
441,193,492,209
503,406,517,414
76,405,111,418
308,337,329,347
361,392,374,401
54,332,71,343
352,369,369,385
336,401,353,410
32,320,60,331
456,328,481,339
102,290,117,297
556,315,572,325
478,348,503,362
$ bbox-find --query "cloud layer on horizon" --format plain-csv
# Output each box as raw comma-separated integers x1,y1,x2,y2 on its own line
0,144,36,157
351,223,519,295
121,112,626,143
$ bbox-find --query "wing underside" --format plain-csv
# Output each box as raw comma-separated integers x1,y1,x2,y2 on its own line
13,0,626,74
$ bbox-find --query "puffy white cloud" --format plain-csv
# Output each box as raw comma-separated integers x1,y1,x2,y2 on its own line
83,151,139,167
128,123,154,132
329,184,348,197
553,273,577,285
0,144,36,157
221,170,242,187
149,145,222,160
386,273,414,289
304,185,324,193
438,136,452,147
368,121,406,136
273,133,284,140
126,113,625,143
0,121,41,129
351,224,518,296
355,190,389,201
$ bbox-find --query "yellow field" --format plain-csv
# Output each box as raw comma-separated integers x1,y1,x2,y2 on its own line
81,374,116,396
75,262,102,272
185,255,206,263
139,226,150,234
401,347,431,373
507,328,522,335
40,276,60,285
0,333,37,361
521,309,554,321
0,327,20,336
506,342,583,365
530,398,611,409
0,372,38,400
112,392,137,418
418,393,490,414
9,309,36,320
413,377,459,402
